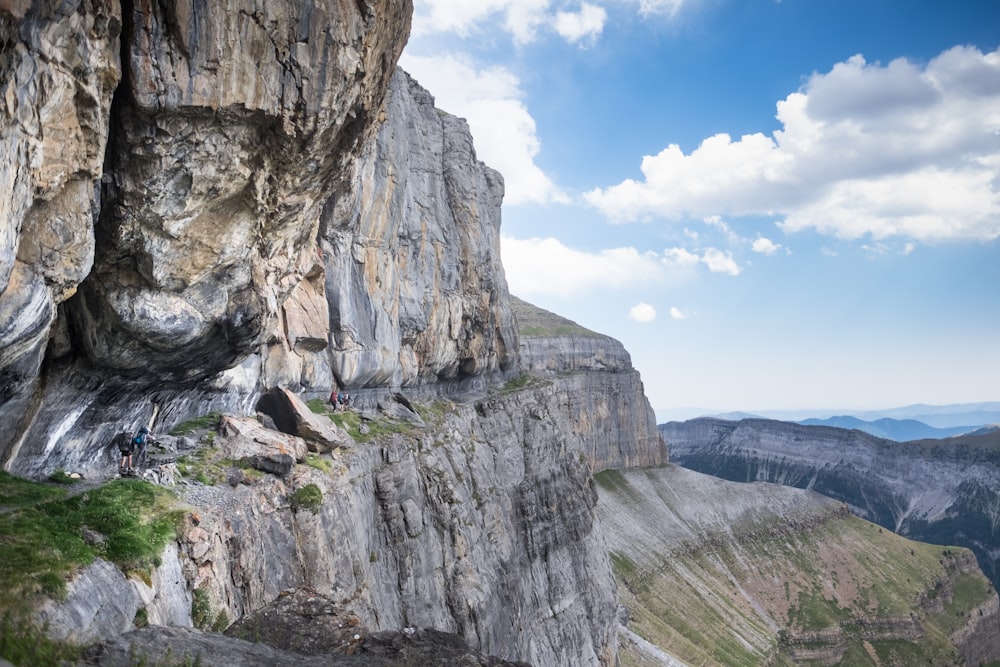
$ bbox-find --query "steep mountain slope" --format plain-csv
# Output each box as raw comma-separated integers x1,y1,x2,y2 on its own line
663,418,1000,590
596,464,1000,666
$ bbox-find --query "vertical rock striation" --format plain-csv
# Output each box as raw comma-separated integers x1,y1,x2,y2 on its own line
320,70,517,393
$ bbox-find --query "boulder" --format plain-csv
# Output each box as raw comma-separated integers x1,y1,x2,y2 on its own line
256,387,351,453
216,415,307,475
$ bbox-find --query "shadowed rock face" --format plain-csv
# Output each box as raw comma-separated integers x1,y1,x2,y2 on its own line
70,0,412,381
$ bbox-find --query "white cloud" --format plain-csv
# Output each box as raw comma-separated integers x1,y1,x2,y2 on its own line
400,53,568,205
637,0,687,17
411,0,551,44
662,246,740,275
501,235,668,298
412,0,612,46
554,3,607,45
669,306,687,319
752,236,781,255
501,236,742,298
702,248,742,275
629,302,657,323
585,45,1000,242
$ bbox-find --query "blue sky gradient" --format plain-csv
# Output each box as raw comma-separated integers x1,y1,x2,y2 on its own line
402,0,1000,418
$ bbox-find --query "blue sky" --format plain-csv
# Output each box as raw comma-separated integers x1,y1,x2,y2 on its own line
400,0,1000,420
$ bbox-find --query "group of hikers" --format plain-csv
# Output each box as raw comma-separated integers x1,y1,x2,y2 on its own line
329,388,352,412
114,426,151,475
114,387,354,475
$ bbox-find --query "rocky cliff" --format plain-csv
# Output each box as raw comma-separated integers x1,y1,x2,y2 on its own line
596,464,1000,665
0,2,668,664
663,417,1000,590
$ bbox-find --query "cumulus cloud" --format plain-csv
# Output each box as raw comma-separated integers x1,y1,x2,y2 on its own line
662,246,740,275
669,306,687,319
585,45,1000,242
752,236,781,255
554,3,607,45
411,0,551,44
400,53,568,205
412,0,613,46
702,248,742,275
629,302,657,323
501,236,742,298
501,235,668,298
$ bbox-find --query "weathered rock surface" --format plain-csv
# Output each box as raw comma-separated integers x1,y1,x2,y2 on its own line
513,298,666,471
0,0,122,402
41,373,627,664
596,464,1000,665
664,417,1000,589
255,386,351,452
320,69,518,392
82,623,530,666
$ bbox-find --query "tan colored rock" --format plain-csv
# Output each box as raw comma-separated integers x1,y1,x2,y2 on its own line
256,387,351,453
216,415,308,466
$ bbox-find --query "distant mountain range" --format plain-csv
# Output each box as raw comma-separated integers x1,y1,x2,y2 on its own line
797,416,998,441
658,402,1000,441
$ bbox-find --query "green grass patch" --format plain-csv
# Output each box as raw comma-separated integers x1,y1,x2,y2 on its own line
306,398,329,414
497,373,550,395
191,587,229,632
610,550,639,579
169,412,221,437
289,484,323,514
304,454,332,473
0,612,81,666
175,447,228,485
0,470,66,509
0,475,183,610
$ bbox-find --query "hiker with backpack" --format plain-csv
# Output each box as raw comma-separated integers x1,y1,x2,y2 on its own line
133,427,150,469
112,426,152,475
114,431,135,474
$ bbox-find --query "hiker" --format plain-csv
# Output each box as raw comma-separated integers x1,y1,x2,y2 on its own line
133,427,150,468
329,387,339,407
114,431,134,474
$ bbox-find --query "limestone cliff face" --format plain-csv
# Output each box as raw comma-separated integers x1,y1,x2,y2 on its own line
0,4,669,664
42,383,620,666
512,298,666,472
317,70,517,392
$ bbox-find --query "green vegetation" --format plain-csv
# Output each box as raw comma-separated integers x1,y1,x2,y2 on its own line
601,467,997,667
175,446,229,485
0,473,182,605
289,484,323,514
191,587,228,632
306,398,416,442
510,295,605,338
499,373,532,393
46,470,79,485
304,453,332,473
169,412,221,439
0,612,81,666
0,471,184,665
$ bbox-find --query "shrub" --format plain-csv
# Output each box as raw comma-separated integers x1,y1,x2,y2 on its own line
289,484,323,515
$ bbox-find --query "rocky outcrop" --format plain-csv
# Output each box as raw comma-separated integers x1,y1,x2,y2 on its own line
512,298,666,471
663,417,1000,589
0,0,411,456
42,379,623,665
